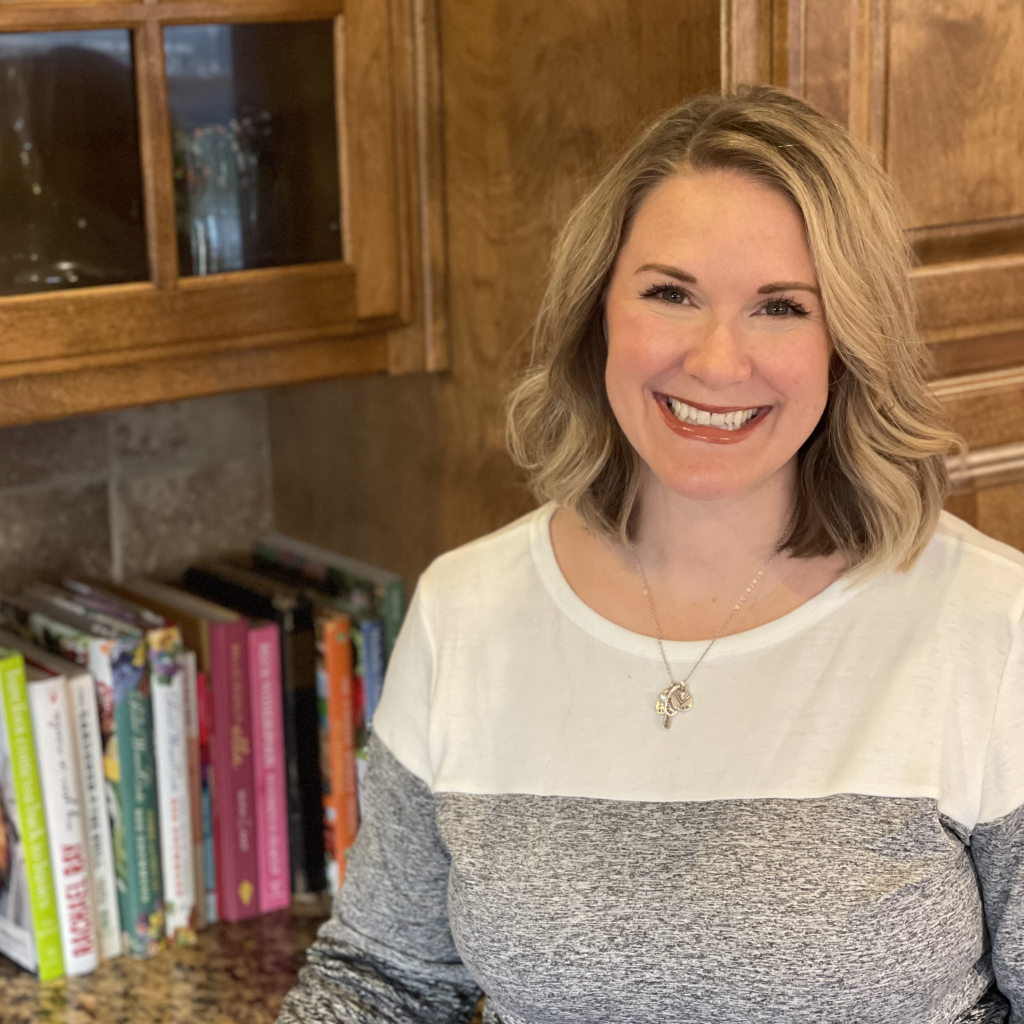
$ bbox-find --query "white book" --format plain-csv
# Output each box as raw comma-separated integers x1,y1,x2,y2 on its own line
0,629,122,960
25,665,99,976
65,670,121,960
41,587,196,944
148,631,196,943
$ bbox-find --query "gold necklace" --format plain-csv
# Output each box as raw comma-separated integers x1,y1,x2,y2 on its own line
631,514,795,730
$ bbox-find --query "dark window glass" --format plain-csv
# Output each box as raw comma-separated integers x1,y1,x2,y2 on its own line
0,30,148,296
164,22,341,277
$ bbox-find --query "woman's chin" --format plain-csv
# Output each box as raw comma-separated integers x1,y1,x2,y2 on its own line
643,459,796,506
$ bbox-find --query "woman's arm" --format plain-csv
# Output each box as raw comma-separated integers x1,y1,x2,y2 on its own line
972,804,1024,1023
276,734,482,1024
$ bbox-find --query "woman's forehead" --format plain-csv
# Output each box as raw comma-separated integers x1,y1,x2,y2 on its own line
620,170,816,285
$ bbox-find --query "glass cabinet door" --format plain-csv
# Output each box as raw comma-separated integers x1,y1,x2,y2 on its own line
0,0,437,426
164,21,341,278
0,29,148,295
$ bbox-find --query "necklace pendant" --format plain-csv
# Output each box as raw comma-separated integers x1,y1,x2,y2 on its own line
655,681,693,728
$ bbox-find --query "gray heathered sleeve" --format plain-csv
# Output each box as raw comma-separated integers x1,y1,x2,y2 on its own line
971,803,1024,1023
276,734,482,1024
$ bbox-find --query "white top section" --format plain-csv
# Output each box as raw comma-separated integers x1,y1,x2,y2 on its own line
374,505,1024,829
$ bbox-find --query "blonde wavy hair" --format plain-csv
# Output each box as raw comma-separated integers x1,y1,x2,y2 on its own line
506,85,958,576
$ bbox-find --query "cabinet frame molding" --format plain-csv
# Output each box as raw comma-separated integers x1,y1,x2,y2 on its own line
0,0,447,426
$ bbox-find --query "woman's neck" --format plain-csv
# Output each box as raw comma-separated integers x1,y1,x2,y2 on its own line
630,463,798,584
548,459,845,642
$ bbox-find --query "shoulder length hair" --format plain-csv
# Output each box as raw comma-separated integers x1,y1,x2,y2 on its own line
506,85,958,576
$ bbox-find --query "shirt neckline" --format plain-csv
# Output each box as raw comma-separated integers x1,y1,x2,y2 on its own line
529,503,866,662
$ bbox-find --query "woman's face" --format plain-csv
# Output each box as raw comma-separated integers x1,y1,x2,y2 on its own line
604,169,832,506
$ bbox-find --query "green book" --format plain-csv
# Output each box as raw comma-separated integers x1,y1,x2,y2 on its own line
0,647,64,979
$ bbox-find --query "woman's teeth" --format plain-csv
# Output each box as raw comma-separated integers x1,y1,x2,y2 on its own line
665,397,761,431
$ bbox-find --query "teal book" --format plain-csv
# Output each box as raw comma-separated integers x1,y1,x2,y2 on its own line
0,647,64,979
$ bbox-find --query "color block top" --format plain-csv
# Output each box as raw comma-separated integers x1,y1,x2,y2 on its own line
278,506,1024,1024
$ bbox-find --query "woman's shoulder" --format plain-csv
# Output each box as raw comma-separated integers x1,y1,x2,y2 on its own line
415,504,550,606
927,510,1024,590
892,511,1024,637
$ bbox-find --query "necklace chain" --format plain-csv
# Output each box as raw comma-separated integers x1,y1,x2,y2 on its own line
631,512,796,729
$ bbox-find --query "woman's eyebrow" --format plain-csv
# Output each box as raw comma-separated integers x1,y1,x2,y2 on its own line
635,265,821,298
634,263,697,283
758,281,821,296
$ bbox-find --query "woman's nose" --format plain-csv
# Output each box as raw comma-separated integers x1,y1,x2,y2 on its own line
681,318,753,389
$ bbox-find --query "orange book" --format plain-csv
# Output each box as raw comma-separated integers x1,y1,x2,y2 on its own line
321,614,359,891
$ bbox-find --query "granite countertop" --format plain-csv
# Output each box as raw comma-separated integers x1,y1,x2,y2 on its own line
0,900,330,1024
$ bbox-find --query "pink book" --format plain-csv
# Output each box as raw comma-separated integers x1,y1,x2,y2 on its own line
248,622,290,913
209,620,259,922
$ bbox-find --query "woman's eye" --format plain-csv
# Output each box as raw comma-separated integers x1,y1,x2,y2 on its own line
642,284,689,305
760,297,809,317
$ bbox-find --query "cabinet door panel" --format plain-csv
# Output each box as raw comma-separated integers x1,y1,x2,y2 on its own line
0,0,445,424
887,0,1024,230
732,0,1024,542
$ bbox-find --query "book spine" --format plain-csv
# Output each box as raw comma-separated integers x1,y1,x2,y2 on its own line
381,579,405,660
278,623,306,896
0,652,63,980
180,651,206,931
90,638,165,957
249,623,290,913
360,620,386,727
289,624,326,895
322,615,358,892
27,677,99,976
197,670,218,924
209,622,258,922
148,629,195,945
66,673,121,960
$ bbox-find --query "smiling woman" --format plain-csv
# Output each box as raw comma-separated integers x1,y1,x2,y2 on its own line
604,170,832,503
278,88,1024,1024
507,88,955,579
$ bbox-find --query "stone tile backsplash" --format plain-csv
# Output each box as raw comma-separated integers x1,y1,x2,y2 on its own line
0,391,274,592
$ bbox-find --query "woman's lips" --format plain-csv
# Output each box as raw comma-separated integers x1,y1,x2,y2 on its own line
654,392,771,445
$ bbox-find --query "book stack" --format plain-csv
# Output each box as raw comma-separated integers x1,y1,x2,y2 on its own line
0,534,403,979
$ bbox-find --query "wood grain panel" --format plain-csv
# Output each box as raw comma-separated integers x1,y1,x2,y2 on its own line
802,0,851,124
973,482,1024,551
271,0,721,585
887,0,1024,230
909,215,1024,266
722,0,772,89
0,333,386,428
913,256,1024,344
412,0,449,372
933,372,1024,451
0,264,359,365
377,0,451,375
0,1,345,30
947,440,1024,494
847,0,887,159
133,22,177,289
341,0,402,320
929,329,1024,380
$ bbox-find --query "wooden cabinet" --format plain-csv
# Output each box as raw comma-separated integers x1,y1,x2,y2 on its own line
0,0,447,428
725,0,1024,546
